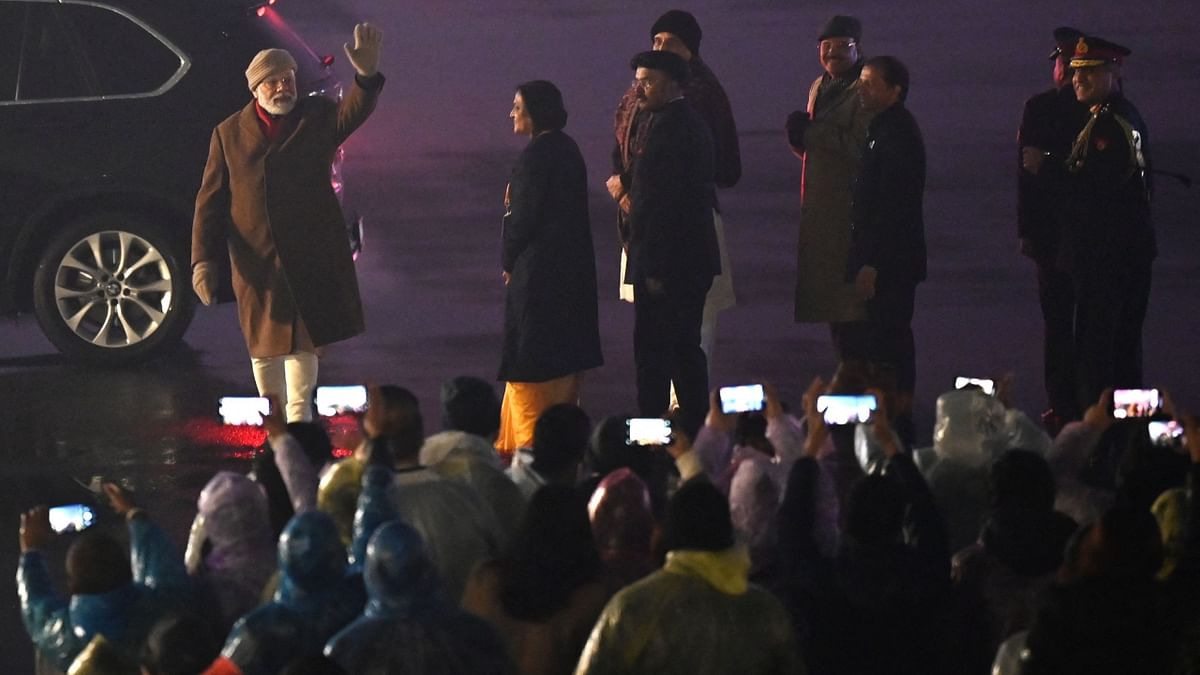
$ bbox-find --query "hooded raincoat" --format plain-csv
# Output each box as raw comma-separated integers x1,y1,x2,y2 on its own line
387,471,505,602
326,521,509,674
220,511,365,675
587,468,656,588
185,471,277,636
574,546,802,675
18,514,190,672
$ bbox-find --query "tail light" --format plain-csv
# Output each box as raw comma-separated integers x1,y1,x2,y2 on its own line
251,0,276,16
330,146,345,199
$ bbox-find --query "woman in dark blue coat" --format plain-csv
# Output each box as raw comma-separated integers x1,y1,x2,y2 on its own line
496,80,603,454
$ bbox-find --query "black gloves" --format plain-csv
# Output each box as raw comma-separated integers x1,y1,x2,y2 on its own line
786,110,810,150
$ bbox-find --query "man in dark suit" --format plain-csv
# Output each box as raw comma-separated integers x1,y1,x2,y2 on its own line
1018,27,1090,431
622,50,720,439
847,55,926,443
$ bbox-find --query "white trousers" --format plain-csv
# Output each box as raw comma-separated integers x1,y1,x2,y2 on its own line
251,351,319,422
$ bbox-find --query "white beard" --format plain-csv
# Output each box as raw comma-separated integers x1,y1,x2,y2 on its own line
260,96,296,116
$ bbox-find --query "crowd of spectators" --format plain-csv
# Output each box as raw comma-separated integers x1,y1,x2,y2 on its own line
17,371,1200,675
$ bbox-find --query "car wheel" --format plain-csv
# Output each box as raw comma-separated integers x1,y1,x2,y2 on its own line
32,212,195,364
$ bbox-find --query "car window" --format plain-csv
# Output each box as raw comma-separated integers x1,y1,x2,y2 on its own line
14,3,92,100
13,1,182,102
0,4,23,101
60,3,181,96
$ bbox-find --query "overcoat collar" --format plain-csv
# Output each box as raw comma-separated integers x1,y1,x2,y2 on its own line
236,99,306,150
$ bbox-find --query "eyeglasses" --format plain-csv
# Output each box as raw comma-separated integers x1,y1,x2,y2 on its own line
259,76,295,91
632,77,661,90
820,39,857,52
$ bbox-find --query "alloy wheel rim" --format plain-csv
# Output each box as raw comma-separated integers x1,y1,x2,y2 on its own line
52,230,173,348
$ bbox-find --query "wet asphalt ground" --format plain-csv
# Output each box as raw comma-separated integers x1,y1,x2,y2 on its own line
1,0,1198,670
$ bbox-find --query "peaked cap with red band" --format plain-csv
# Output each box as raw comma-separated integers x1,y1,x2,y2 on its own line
1070,36,1131,69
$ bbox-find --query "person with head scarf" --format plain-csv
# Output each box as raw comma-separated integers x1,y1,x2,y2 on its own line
496,80,603,455
184,471,277,637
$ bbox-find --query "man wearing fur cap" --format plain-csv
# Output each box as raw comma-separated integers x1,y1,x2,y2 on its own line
192,24,384,421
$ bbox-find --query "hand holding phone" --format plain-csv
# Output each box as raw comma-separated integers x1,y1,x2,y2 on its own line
315,385,368,417
1113,388,1162,419
48,503,96,534
1147,420,1185,448
719,384,765,414
20,507,53,553
219,396,271,426
816,394,877,426
626,418,673,446
954,376,996,396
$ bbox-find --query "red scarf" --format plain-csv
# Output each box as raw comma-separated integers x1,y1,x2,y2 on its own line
254,101,297,144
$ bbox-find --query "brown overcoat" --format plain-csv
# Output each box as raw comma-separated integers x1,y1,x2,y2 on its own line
192,79,381,358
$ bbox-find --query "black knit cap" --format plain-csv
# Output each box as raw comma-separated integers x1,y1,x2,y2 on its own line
650,9,702,55
630,50,690,85
1049,26,1085,60
818,15,862,42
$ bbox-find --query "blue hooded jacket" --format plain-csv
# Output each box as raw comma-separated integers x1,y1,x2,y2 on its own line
17,514,189,672
221,510,365,675
325,520,509,674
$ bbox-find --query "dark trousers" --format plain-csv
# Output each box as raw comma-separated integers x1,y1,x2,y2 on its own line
830,320,871,364
863,282,917,445
634,277,712,440
866,281,917,396
1074,259,1152,412
1036,261,1079,418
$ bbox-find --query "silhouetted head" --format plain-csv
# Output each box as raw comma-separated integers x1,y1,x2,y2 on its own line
141,612,220,675
662,480,734,552
440,376,500,438
991,449,1057,511
844,475,905,546
286,422,335,471
532,404,591,482
499,484,600,621
67,530,131,595
1063,505,1163,582
370,385,424,463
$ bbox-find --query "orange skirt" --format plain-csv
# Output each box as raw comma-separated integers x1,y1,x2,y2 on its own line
495,373,583,455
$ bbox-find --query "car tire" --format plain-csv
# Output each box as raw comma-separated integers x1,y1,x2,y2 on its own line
32,211,195,365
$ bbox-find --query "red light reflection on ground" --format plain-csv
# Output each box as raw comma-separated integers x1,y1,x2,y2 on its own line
181,418,267,446
176,415,360,460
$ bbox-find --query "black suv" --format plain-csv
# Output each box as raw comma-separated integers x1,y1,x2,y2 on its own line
0,0,357,363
